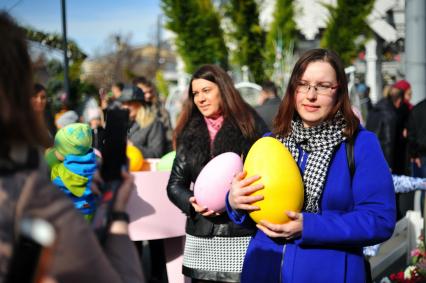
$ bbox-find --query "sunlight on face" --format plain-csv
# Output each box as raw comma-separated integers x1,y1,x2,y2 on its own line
192,79,222,118
295,61,338,127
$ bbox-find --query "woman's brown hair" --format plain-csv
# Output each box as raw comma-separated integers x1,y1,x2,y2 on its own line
0,12,50,150
174,64,257,142
272,48,359,138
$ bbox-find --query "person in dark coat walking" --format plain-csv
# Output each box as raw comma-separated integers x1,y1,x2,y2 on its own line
408,98,426,177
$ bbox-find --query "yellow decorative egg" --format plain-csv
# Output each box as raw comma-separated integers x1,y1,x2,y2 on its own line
126,145,144,171
244,137,304,224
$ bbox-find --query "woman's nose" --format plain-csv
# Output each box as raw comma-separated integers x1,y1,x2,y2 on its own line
197,93,206,102
306,88,317,100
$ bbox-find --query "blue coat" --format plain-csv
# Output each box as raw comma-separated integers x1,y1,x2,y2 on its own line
227,129,396,283
52,150,97,218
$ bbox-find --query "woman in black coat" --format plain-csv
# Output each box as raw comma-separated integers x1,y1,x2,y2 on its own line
167,64,268,282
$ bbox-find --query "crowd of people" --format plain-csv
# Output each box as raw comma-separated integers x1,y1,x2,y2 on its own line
2,8,426,283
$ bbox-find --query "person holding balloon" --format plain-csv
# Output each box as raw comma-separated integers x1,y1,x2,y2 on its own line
167,64,268,282
227,49,396,283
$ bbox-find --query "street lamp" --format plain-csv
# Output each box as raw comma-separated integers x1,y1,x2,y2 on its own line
61,0,70,103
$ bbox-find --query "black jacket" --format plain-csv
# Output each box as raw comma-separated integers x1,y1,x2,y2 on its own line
254,96,281,130
408,99,426,158
167,110,268,237
128,119,166,158
366,98,398,168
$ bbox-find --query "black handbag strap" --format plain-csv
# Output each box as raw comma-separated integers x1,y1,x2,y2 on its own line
345,129,359,178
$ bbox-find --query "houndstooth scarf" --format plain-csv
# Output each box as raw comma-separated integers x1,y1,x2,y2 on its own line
279,112,346,213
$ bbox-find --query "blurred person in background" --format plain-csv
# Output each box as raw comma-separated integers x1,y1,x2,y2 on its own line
133,77,173,152
0,11,144,283
84,107,105,152
355,82,372,124
119,87,166,158
367,79,411,220
366,80,411,174
32,83,56,142
55,109,79,129
408,98,426,178
112,82,124,100
254,81,281,130
107,82,125,109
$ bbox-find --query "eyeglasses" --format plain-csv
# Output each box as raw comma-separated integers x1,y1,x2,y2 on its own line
296,81,338,95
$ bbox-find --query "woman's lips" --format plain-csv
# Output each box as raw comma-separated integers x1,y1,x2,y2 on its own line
303,104,319,112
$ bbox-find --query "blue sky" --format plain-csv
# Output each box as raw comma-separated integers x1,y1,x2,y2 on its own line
1,0,163,58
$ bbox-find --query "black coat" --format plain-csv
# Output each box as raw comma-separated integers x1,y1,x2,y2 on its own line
366,98,398,168
128,119,166,158
408,99,426,158
254,96,281,130
167,110,268,237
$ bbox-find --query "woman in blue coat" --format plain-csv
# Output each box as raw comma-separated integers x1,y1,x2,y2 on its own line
227,49,396,283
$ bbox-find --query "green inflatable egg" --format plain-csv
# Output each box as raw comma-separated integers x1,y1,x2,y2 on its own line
156,151,176,171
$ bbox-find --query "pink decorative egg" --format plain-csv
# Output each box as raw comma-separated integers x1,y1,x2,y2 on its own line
194,152,243,212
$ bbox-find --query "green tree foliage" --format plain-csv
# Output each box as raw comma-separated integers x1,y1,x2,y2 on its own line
320,0,374,66
25,26,94,108
25,27,87,61
226,0,265,83
45,59,96,111
264,0,297,77
155,70,169,98
161,0,228,73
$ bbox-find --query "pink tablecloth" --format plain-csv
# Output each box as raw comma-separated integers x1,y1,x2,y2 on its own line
126,171,186,241
126,171,190,283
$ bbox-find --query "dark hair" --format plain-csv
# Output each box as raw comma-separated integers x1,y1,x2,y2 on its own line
132,76,158,103
273,49,359,138
132,76,149,86
112,82,124,91
33,83,46,96
174,64,257,142
261,81,278,97
0,12,50,149
388,87,404,102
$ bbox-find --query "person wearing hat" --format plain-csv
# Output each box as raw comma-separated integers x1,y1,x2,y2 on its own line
119,86,166,158
394,79,413,110
45,123,98,220
390,80,411,174
83,106,105,152
120,86,168,282
133,77,173,152
56,110,79,129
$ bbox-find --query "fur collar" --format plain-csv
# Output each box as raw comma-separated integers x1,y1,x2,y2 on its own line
177,112,256,179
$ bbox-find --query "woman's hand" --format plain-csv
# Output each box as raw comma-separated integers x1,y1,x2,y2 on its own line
189,196,220,217
228,171,264,211
256,211,303,240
